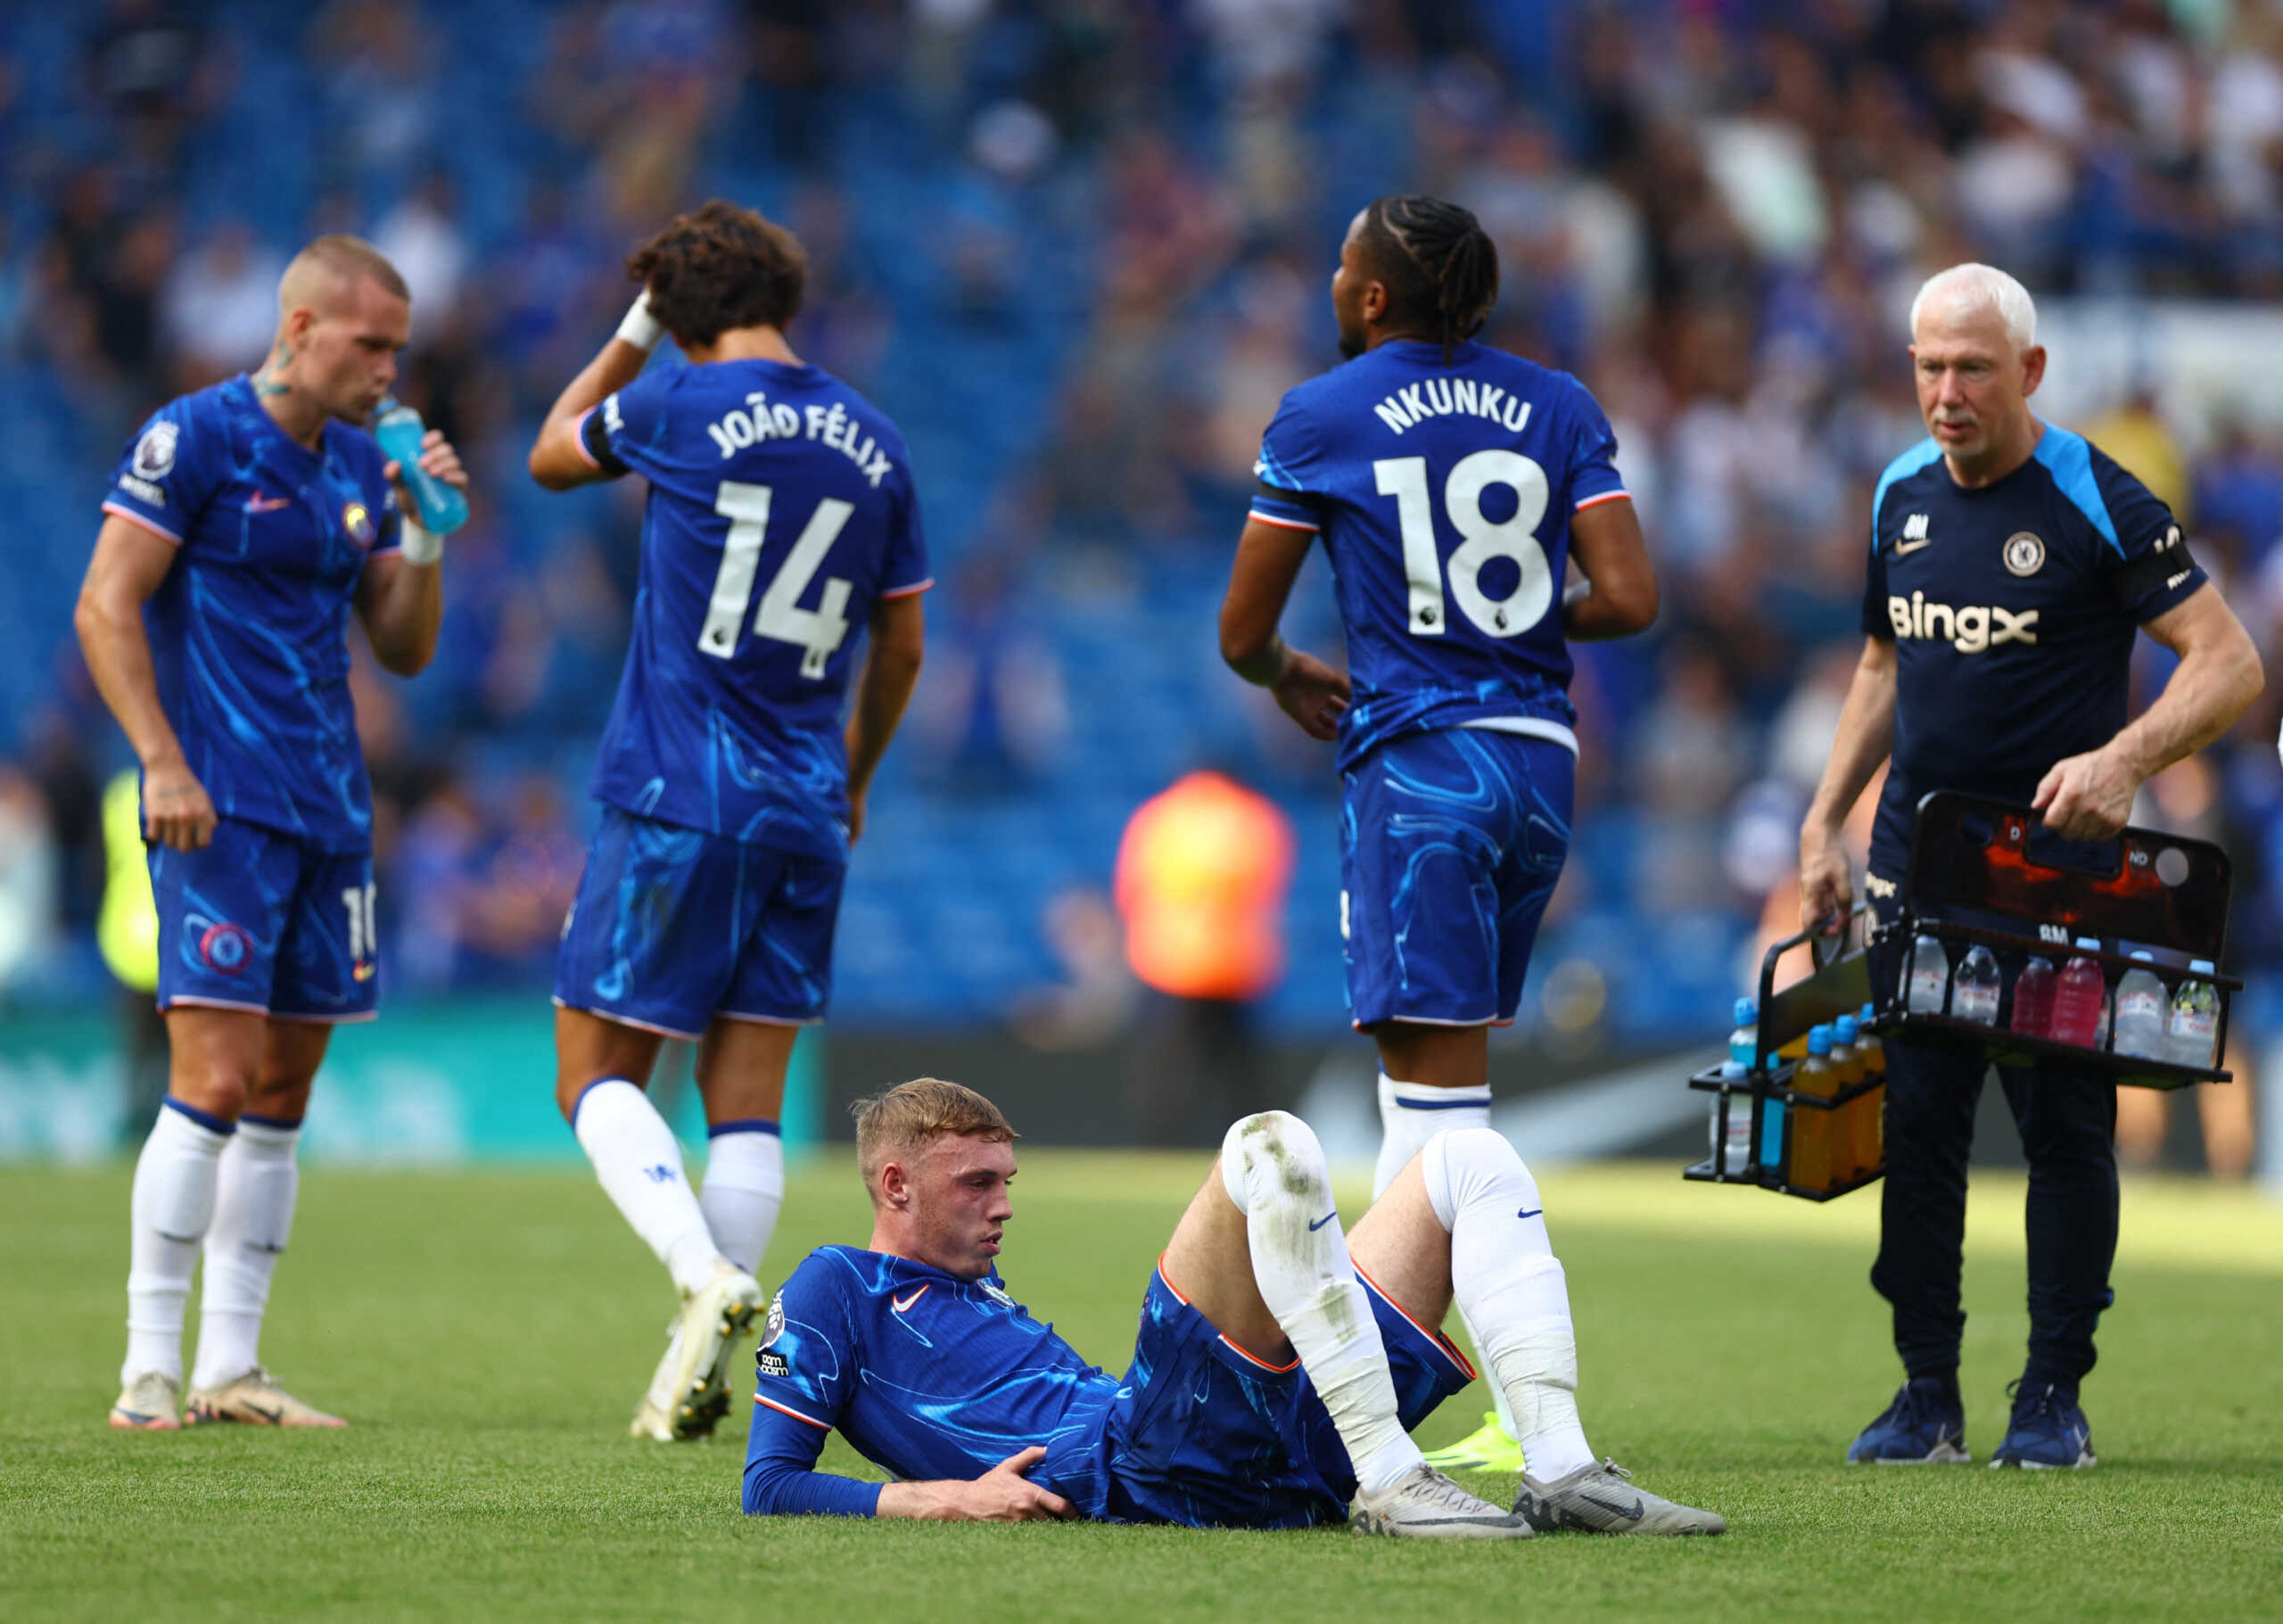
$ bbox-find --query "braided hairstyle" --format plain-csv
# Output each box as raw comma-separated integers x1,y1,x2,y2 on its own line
1359,195,1499,363
627,200,807,348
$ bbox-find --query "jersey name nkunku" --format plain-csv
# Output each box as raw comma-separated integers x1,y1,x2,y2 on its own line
742,1245,1122,1518
578,359,929,855
1864,424,2205,879
101,375,403,853
1249,339,1628,773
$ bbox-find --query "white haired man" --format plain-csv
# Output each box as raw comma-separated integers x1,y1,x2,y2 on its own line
1799,263,2261,1468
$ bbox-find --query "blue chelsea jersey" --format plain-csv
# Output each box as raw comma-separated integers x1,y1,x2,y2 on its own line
1864,424,2206,879
742,1245,1122,1517
579,359,930,854
1249,340,1629,773
101,375,403,853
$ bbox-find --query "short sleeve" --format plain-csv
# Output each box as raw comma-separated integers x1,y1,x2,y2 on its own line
1249,389,1325,532
879,458,932,598
1861,540,1893,639
2097,462,2206,623
102,400,218,546
751,1260,856,1430
586,374,669,480
1562,378,1628,512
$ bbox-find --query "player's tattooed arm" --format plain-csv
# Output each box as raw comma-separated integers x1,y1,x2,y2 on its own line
75,515,217,851
1220,517,1349,741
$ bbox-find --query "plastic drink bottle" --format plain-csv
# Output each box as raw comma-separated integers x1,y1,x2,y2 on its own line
1905,935,1949,1014
1850,1002,1886,1176
2050,938,2108,1049
373,398,470,533
1829,1016,1867,1179
2112,952,2167,1059
1951,944,2001,1025
1708,1092,1754,1175
1790,1025,1839,1192
2165,960,2220,1068
1720,997,1758,1077
2010,956,2056,1037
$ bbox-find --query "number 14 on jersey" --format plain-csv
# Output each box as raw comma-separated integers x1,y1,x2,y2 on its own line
700,479,853,678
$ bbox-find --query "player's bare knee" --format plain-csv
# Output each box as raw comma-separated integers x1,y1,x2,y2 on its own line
172,1068,250,1121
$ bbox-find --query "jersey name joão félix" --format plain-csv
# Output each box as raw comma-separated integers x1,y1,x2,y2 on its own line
579,359,929,856
102,375,402,853
1249,339,1629,773
742,1245,1122,1518
1864,423,2205,878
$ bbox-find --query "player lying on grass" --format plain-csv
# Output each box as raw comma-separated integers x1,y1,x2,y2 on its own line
742,1079,1723,1537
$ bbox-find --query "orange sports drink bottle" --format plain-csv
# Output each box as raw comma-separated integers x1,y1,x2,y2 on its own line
1790,1024,1840,1192
1828,1014,1867,1180
1850,1002,1885,1177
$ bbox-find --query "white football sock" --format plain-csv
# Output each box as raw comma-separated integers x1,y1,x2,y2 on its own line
700,1121,784,1278
1373,1074,1491,1199
192,1115,301,1389
573,1078,724,1296
1221,1112,1420,1496
122,1100,230,1385
1422,1126,1595,1481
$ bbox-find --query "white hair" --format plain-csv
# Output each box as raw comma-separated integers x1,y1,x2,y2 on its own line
1908,263,2037,352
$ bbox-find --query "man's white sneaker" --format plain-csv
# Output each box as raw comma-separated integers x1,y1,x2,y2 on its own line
110,1371,181,1430
631,1261,762,1442
184,1366,347,1428
1513,1458,1725,1536
1350,1463,1535,1539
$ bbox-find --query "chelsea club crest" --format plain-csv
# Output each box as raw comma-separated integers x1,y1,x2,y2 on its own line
2002,532,2046,577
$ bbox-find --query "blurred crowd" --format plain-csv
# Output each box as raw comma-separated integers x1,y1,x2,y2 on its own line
7,0,2283,1152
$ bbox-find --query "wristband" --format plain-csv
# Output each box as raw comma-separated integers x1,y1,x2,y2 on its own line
616,293,664,352
400,519,441,565
1563,579,1593,609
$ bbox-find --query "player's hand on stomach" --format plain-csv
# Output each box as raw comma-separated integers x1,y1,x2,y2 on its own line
2033,747,2135,842
929,1447,1076,1522
1272,649,1351,742
143,756,218,851
383,428,471,518
1798,831,1853,936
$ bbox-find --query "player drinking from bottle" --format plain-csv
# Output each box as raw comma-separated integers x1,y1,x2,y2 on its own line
83,235,465,1430
528,201,929,1441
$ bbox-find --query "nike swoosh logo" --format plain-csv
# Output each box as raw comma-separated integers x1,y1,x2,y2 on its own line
1517,1208,1542,1220
1892,538,1932,556
1579,1490,1644,1520
1307,1210,1339,1232
246,492,292,513
246,1241,287,1254
244,1401,284,1424
890,1285,929,1314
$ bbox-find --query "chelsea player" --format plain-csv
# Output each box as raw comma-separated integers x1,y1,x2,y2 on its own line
1800,264,2261,1469
743,1078,1721,1536
79,235,466,1430
1217,196,1657,1471
528,202,928,1442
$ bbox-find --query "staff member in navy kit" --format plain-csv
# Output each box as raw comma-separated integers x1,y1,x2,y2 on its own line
1797,263,2262,1470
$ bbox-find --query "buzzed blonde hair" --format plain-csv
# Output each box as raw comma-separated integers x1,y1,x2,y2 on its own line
281,234,409,311
1909,262,2036,354
852,1078,1017,1205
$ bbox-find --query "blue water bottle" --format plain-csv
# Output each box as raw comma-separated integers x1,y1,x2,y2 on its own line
373,398,468,533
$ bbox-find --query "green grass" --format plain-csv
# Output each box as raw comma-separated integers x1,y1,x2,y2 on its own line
5,1154,2283,1620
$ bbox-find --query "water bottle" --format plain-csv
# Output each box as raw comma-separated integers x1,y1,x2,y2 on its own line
2165,959,2220,1068
1708,1092,1754,1175
2112,952,2167,1059
1719,997,1759,1077
2010,956,2056,1038
1905,934,1949,1015
2051,938,2108,1049
373,397,470,533
1950,944,2001,1025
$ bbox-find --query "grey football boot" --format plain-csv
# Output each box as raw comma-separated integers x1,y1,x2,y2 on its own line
1513,1458,1726,1536
1351,1462,1536,1539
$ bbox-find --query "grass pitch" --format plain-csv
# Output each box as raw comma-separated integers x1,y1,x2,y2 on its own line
5,1152,2282,1621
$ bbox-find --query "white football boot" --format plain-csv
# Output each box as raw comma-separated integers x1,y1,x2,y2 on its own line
1350,1463,1535,1539
631,1260,762,1441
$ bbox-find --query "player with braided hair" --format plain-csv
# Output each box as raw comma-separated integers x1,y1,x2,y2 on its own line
1220,194,1659,1477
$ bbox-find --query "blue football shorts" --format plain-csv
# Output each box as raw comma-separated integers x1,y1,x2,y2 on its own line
554,805,846,1040
1097,1259,1476,1529
150,818,379,1022
1340,727,1575,1029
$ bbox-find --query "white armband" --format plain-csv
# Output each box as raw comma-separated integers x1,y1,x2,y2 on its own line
400,519,441,565
615,293,664,352
1563,579,1593,610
